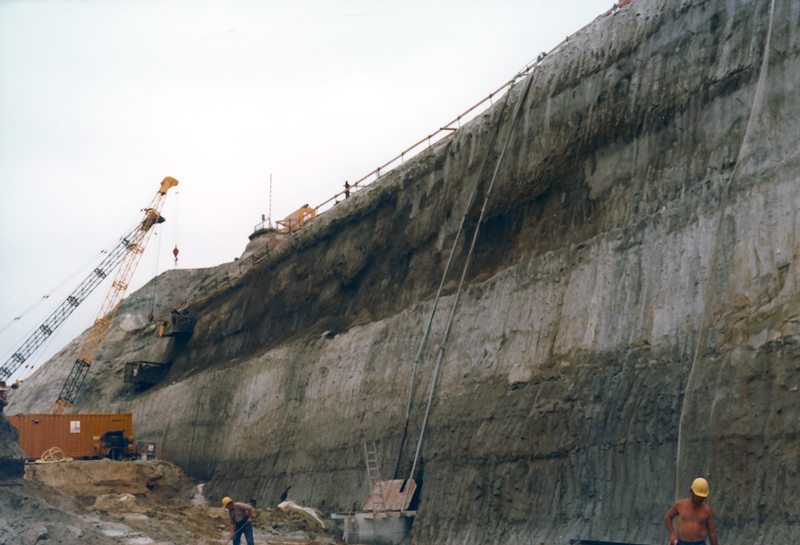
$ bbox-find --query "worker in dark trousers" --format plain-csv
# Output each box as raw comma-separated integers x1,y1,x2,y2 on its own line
222,497,254,545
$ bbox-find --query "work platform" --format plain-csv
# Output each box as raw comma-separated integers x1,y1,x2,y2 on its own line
332,479,417,545
155,315,196,337
124,361,170,385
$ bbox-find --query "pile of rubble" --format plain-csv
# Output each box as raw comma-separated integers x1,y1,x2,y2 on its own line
0,415,343,545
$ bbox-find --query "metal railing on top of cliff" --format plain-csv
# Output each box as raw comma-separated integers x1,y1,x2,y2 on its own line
311,59,537,214
309,0,635,215
191,0,637,309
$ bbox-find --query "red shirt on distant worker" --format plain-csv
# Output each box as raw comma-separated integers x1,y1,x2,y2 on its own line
228,501,253,524
222,497,254,545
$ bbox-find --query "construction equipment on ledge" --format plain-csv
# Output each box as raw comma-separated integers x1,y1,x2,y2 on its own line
275,205,315,234
49,176,179,414
123,360,171,385
155,313,196,337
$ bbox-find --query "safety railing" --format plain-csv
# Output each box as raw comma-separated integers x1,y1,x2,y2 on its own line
311,0,634,212
190,0,636,309
189,59,542,309
313,59,540,213
183,230,281,307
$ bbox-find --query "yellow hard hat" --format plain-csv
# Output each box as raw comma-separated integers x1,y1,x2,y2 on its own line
691,478,709,497
222,497,233,507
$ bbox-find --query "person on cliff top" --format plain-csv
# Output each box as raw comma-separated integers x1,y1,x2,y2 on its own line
0,380,8,412
222,497,254,545
664,478,719,545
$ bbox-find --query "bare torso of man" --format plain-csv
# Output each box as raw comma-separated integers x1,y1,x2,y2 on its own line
665,497,717,545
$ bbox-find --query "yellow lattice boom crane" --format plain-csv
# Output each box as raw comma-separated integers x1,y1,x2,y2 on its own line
49,177,179,414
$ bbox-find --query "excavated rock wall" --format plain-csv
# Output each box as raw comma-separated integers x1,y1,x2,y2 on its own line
0,414,25,485
9,0,800,543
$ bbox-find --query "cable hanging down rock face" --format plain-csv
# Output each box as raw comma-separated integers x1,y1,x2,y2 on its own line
7,0,800,544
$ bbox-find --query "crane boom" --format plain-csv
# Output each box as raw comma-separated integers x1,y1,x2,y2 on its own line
50,176,179,414
0,228,138,381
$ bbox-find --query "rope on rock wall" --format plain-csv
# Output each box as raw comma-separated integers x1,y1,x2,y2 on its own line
675,0,776,502
392,70,521,480
400,64,540,512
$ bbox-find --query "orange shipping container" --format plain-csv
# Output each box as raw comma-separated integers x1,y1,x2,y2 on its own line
7,413,133,460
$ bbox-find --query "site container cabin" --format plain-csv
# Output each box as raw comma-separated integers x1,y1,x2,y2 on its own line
7,413,134,460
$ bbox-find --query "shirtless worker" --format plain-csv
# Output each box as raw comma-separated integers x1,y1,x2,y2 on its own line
664,478,719,545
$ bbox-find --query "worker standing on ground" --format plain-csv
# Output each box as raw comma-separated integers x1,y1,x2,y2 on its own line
223,497,255,545
664,478,719,545
0,381,8,412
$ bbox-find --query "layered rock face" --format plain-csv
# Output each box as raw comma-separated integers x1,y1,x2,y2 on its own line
0,414,25,485
9,0,800,543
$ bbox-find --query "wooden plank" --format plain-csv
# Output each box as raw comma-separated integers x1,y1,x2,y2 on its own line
362,479,416,511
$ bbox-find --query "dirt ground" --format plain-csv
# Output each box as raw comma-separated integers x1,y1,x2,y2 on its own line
0,458,346,545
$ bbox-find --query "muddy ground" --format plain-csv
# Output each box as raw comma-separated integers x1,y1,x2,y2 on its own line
0,459,344,545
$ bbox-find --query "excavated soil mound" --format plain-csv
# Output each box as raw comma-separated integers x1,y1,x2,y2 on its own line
8,457,344,545
28,458,195,503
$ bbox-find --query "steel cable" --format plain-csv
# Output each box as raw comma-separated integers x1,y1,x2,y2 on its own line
675,0,776,501
401,64,540,511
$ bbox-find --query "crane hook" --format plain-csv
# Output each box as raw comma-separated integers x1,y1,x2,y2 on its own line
173,246,179,266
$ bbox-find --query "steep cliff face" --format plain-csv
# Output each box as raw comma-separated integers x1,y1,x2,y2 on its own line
10,0,800,543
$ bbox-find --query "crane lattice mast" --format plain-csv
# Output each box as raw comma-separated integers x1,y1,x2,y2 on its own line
0,232,136,381
50,176,179,414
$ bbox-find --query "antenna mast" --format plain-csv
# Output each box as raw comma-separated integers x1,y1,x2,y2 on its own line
269,174,273,229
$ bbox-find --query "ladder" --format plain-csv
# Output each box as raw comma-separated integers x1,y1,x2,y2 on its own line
363,442,386,517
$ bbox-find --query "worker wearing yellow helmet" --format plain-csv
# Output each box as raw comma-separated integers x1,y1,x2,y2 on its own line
222,497,254,545
664,478,719,545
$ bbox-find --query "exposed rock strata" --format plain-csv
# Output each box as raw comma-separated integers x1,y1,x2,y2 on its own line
10,0,800,543
0,414,25,485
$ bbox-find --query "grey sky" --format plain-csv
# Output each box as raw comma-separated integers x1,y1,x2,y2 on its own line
0,0,609,380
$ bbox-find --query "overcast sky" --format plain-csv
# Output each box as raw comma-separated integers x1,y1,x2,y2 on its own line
0,0,609,381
